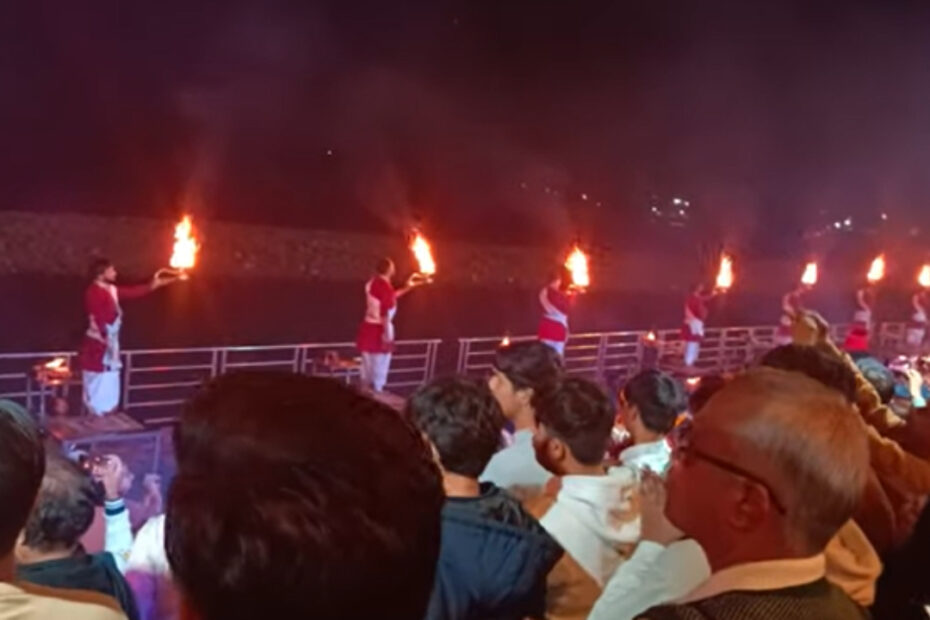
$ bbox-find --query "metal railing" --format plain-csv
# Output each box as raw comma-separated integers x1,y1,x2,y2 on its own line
457,322,907,385
0,321,911,425
2,339,440,425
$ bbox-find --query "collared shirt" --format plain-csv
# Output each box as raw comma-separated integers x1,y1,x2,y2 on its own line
588,539,711,620
619,439,672,475
540,469,640,586
480,429,551,499
677,554,826,604
0,582,125,620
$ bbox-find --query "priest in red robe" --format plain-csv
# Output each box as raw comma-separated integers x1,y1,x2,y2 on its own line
537,266,576,356
356,258,425,392
681,284,719,367
79,258,178,416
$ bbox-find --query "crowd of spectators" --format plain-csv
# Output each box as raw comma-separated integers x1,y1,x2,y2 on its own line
0,312,929,619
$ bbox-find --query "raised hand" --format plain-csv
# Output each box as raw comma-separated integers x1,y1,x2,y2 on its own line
639,468,684,545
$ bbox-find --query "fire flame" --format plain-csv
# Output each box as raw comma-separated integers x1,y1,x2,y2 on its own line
44,357,67,370
867,254,886,284
919,264,930,289
410,232,436,276
715,254,734,290
645,330,657,342
565,245,590,289
169,215,199,271
500,335,511,347
685,377,701,388
801,261,818,286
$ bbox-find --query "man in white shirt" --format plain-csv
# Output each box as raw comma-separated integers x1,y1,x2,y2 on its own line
616,370,687,474
588,371,706,620
481,341,563,499
0,400,124,620
587,470,710,620
528,377,641,619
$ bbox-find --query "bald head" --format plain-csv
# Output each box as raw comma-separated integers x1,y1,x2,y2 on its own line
669,368,869,564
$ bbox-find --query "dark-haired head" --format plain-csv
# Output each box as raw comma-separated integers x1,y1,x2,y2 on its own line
375,257,395,278
620,370,687,442
620,369,688,444
489,341,563,421
406,376,504,478
534,377,614,474
0,400,45,557
88,257,115,283
166,371,443,620
20,455,98,554
760,345,857,404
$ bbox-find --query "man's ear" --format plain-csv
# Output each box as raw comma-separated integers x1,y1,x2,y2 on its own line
545,436,568,466
627,405,641,426
517,387,534,408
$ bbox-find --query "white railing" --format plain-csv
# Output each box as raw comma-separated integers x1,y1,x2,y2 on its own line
457,322,907,384
0,321,910,425
1,339,440,425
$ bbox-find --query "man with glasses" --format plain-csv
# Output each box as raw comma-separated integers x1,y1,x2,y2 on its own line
634,368,870,619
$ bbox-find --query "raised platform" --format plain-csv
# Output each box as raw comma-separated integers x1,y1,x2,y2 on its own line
45,412,145,440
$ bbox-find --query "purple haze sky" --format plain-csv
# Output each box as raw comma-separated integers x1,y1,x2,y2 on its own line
2,0,930,252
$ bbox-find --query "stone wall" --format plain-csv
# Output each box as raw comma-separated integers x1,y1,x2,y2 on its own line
0,210,916,351
0,210,798,293
0,210,557,287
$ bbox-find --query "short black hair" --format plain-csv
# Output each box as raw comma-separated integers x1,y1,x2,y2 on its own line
23,455,98,551
493,341,563,405
0,400,45,555
88,257,113,281
688,374,729,414
855,356,895,405
406,376,505,478
535,377,615,465
375,257,393,275
761,345,857,404
166,372,443,620
622,370,687,434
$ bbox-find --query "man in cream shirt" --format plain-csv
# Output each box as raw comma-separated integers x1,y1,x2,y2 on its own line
0,400,124,619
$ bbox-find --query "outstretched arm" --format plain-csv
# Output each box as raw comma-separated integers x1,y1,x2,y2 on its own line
913,292,926,314
117,271,178,300
395,273,427,298
790,313,930,499
856,288,872,311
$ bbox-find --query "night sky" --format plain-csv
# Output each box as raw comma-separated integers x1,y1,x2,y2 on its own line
4,0,930,252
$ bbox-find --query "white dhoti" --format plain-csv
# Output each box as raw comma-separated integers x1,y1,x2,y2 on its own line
82,370,121,416
360,353,392,392
684,341,701,366
683,317,704,367
540,339,566,356
906,325,927,349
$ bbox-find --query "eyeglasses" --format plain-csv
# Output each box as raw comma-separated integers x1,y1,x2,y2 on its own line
673,425,787,514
